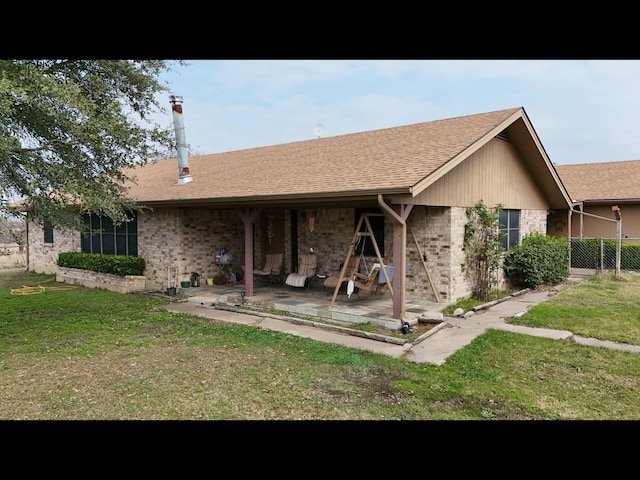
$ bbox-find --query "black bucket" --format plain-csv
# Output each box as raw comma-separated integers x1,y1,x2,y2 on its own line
167,287,177,296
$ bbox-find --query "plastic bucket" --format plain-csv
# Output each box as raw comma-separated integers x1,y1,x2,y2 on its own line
180,281,191,288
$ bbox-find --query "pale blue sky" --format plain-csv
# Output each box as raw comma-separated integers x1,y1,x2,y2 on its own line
154,60,640,165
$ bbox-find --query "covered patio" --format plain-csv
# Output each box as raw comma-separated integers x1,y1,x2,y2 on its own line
176,278,443,331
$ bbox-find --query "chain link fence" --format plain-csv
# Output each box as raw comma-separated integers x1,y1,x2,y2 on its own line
569,237,640,274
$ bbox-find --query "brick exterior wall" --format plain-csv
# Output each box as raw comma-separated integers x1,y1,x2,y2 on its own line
56,267,146,293
139,207,244,290
520,209,547,238
27,206,549,303
293,208,353,277
27,222,80,274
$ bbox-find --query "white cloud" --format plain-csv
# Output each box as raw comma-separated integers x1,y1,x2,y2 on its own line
155,59,640,164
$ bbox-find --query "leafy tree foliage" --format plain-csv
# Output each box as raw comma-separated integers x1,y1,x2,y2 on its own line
463,200,504,301
0,213,24,244
0,59,184,231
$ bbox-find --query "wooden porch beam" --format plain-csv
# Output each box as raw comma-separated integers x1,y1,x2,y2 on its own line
238,207,262,297
377,195,413,321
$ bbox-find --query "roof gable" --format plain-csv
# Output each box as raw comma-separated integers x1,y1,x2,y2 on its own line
556,160,640,202
124,106,571,209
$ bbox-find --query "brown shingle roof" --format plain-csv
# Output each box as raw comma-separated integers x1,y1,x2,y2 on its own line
555,160,640,202
124,107,522,204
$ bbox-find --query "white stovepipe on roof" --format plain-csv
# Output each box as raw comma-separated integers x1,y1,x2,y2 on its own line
169,95,193,185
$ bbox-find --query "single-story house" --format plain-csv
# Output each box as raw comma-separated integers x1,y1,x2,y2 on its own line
554,160,640,240
26,106,574,320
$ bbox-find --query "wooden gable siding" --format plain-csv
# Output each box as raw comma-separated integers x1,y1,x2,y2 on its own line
407,138,548,209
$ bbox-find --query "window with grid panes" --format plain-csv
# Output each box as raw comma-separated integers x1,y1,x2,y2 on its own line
499,209,520,250
81,212,138,256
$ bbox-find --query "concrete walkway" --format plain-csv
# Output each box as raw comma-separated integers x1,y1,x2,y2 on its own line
166,286,640,365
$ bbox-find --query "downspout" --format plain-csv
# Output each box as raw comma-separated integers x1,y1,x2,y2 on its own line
568,206,573,276
377,194,406,322
169,95,193,185
576,201,584,237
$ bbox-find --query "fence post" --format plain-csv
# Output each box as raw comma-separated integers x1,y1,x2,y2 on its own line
616,219,621,278
613,205,621,278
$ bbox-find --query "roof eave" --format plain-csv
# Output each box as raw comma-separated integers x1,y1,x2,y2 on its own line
575,198,640,204
134,187,412,209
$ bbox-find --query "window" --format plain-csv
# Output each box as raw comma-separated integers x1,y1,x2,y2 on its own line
81,212,138,256
43,220,53,244
354,208,385,258
499,209,520,250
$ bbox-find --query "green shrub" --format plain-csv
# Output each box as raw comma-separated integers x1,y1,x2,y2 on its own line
503,232,569,288
570,238,598,268
570,238,640,271
57,252,145,276
601,240,640,270
621,242,640,270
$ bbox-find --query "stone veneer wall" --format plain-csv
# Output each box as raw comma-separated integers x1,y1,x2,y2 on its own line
56,266,146,294
27,222,81,274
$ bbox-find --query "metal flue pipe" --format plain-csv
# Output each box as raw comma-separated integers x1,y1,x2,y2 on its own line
169,95,193,185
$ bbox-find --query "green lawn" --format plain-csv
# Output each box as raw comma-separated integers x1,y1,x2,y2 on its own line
1,269,639,420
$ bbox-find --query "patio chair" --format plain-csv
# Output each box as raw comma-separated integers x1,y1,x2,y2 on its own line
285,253,318,288
254,253,284,285
323,256,360,295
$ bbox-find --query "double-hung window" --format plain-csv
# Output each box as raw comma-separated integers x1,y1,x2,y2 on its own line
499,209,520,250
43,220,54,244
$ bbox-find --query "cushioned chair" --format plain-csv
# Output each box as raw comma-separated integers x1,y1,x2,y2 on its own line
324,256,360,294
254,253,283,285
285,254,318,288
